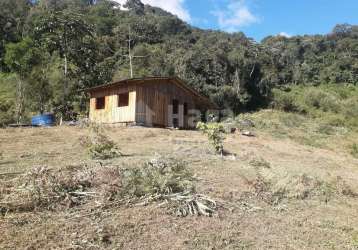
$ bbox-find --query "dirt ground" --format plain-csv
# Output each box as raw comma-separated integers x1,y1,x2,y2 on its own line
1,125,358,249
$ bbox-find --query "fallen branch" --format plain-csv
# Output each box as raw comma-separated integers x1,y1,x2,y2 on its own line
0,172,24,176
163,193,217,217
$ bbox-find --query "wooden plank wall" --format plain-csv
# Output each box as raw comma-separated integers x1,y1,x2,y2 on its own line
89,85,136,123
135,79,198,128
89,79,211,127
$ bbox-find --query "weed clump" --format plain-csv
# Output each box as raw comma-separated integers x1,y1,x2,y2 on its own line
80,123,122,160
350,143,358,158
249,157,271,169
197,122,226,156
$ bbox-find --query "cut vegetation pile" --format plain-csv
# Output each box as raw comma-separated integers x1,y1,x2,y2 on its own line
0,155,217,217
247,171,357,206
0,165,96,213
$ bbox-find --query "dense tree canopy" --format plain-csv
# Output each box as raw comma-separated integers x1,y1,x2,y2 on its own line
0,0,357,123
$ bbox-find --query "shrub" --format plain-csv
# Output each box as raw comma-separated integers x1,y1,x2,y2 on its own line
270,84,358,130
303,88,340,113
350,143,358,158
272,89,299,112
80,123,122,160
342,97,358,118
0,74,16,126
197,122,226,156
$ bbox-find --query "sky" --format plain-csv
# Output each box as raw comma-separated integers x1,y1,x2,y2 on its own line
114,0,358,41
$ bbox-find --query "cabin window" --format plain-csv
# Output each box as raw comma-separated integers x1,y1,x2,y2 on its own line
183,103,188,115
172,99,179,114
96,97,105,110
118,92,129,107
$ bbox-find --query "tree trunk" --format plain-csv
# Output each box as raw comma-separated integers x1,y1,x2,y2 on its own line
250,64,256,79
16,78,25,124
60,54,68,126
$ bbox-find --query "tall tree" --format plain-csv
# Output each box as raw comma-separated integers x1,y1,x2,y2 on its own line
4,37,40,122
34,10,95,121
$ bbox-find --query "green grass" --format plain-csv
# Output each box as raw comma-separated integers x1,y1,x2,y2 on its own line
234,84,358,154
237,108,357,155
271,84,358,129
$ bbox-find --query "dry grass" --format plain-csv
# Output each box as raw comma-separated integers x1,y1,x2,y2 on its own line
1,124,358,249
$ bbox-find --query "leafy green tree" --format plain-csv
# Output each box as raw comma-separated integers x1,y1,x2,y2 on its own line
34,10,95,120
0,0,32,71
4,37,40,122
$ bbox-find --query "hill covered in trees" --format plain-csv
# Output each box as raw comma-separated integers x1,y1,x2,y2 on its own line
0,0,357,125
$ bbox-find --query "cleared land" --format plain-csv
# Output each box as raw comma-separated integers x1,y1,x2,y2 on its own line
1,120,358,249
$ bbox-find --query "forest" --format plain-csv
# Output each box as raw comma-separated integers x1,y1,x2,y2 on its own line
0,0,357,125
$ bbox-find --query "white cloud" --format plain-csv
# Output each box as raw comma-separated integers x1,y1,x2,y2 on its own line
113,0,191,21
212,0,259,32
278,32,292,38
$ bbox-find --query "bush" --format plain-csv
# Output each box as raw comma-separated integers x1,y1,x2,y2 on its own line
271,84,358,130
80,123,122,160
350,143,358,158
197,122,226,155
272,89,299,112
342,97,358,118
303,88,340,113
0,74,16,126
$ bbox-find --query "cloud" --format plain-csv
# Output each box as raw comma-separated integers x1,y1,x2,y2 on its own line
113,0,191,21
278,32,292,38
212,0,259,32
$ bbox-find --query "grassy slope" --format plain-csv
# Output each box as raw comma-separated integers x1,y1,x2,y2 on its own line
0,123,358,249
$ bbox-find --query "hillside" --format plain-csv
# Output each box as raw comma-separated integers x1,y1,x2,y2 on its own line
0,0,357,125
1,122,358,249
1,1,358,249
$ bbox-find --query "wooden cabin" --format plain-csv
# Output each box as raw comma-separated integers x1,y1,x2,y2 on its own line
86,77,216,128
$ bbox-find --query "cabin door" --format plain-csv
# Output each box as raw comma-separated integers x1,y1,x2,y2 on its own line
172,99,183,128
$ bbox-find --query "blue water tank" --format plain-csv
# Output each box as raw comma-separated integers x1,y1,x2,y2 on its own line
31,114,55,127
